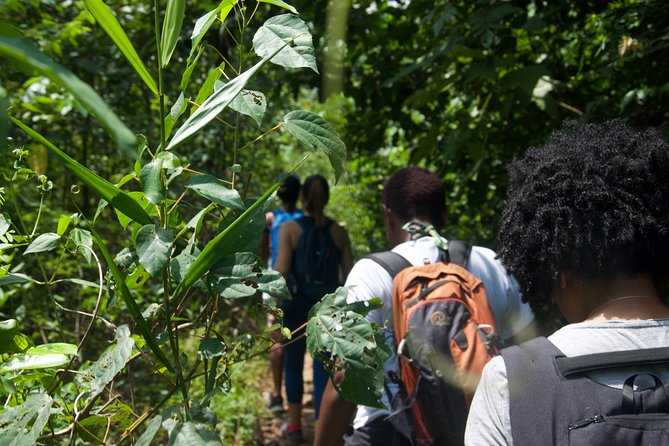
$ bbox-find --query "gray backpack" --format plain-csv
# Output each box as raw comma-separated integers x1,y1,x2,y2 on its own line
503,337,669,445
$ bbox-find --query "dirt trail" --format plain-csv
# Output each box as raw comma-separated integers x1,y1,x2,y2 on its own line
257,354,317,445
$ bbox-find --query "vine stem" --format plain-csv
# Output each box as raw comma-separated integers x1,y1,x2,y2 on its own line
238,122,284,152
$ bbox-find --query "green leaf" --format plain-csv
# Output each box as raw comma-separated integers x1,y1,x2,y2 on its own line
172,181,280,301
56,213,76,236
75,325,134,402
181,45,205,91
0,353,70,371
165,92,188,138
253,14,318,73
199,338,225,360
25,343,77,356
0,273,34,287
139,158,166,205
186,175,245,209
136,415,163,446
225,88,267,127
160,0,186,68
168,41,291,150
306,288,389,408
90,229,174,373
0,27,137,156
0,393,53,446
282,111,347,181
168,421,223,446
0,319,31,354
82,0,159,95
69,228,94,262
10,118,152,225
24,233,61,254
258,0,298,14
190,1,237,58
136,225,174,278
193,64,224,114
207,252,290,299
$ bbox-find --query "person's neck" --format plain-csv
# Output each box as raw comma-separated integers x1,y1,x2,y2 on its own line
584,275,669,322
283,203,297,213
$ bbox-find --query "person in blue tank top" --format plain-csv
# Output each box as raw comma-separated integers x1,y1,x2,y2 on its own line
275,174,353,444
261,173,303,414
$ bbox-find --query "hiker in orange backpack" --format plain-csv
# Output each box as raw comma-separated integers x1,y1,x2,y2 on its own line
315,167,535,446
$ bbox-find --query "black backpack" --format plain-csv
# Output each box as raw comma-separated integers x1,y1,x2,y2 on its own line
503,337,669,446
288,216,341,301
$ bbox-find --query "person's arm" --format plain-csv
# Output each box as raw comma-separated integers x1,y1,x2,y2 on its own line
314,371,356,446
274,221,297,278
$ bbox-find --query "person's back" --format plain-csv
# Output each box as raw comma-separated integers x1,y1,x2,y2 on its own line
315,167,534,446
465,120,669,446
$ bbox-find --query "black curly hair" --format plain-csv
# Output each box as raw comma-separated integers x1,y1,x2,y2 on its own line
498,119,669,311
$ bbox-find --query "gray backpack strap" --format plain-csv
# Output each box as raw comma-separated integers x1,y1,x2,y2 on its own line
364,251,412,278
443,240,472,268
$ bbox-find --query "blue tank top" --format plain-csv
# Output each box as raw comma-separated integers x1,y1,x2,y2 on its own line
270,208,303,268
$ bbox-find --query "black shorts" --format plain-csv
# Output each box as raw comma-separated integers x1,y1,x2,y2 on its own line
344,417,410,446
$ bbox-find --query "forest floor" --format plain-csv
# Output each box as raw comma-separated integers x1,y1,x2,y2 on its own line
256,354,317,445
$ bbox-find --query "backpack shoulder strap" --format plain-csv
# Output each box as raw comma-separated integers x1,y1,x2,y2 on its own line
364,251,412,278
556,346,669,378
443,240,472,268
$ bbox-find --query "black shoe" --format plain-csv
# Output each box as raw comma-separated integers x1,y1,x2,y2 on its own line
267,394,284,413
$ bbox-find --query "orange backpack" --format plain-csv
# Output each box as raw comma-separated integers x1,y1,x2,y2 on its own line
368,240,501,446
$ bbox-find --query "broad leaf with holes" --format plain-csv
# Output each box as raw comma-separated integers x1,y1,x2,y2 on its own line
207,252,290,300
306,288,389,408
253,14,318,73
282,110,346,181
224,88,267,127
75,325,134,402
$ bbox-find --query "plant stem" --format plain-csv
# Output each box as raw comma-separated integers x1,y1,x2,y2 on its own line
238,122,284,152
154,0,166,152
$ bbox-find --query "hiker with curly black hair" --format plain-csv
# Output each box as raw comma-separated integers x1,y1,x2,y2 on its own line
465,119,669,445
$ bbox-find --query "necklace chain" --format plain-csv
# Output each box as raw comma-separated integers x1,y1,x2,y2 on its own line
587,295,660,318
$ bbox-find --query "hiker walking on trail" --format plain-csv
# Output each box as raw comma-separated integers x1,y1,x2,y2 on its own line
275,174,353,444
262,173,303,414
465,120,669,446
315,167,535,446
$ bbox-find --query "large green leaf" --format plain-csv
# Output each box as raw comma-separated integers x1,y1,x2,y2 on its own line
160,0,186,68
0,353,70,372
24,343,77,356
172,181,280,301
306,288,389,408
24,233,61,254
0,26,137,156
282,111,347,181
258,0,297,14
10,118,152,226
82,0,158,95
253,14,318,73
190,1,237,58
0,392,53,446
90,229,174,373
167,57,268,150
207,252,290,299
139,159,166,205
135,225,174,278
165,92,188,138
185,175,245,210
225,88,267,127
193,64,224,114
75,325,134,401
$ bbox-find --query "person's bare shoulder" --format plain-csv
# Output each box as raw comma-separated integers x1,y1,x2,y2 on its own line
329,221,350,247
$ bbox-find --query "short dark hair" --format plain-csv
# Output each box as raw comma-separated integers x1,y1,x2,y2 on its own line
382,167,446,229
277,173,300,204
498,119,669,310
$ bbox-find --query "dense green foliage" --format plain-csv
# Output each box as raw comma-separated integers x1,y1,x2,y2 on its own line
0,0,667,443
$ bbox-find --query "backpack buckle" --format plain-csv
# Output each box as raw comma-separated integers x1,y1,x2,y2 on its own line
397,338,413,364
